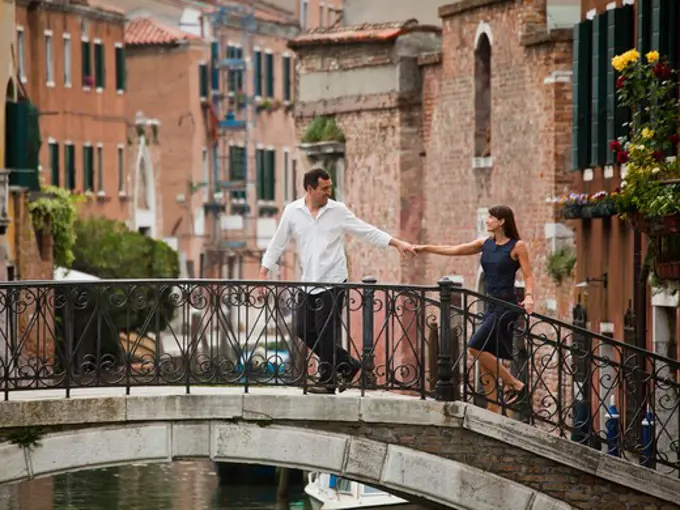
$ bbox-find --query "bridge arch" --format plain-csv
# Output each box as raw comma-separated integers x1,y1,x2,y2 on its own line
1,420,565,510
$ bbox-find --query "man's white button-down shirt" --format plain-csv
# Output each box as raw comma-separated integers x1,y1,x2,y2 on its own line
261,198,392,287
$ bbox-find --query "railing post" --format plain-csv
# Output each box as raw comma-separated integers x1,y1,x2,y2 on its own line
436,277,456,401
361,276,377,390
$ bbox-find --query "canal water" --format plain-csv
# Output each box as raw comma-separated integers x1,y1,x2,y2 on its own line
0,461,315,510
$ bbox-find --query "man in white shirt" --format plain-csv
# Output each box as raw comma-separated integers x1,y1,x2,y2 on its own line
258,167,416,394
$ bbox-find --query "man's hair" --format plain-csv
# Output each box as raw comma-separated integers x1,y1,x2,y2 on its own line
303,167,331,191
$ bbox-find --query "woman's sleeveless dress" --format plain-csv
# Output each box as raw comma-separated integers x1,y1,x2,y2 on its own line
468,237,521,360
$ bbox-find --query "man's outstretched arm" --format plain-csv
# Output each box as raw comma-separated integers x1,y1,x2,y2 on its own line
341,204,416,257
258,207,292,280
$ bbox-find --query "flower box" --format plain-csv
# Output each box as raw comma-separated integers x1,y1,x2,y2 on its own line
591,201,618,218
629,212,680,235
562,204,582,219
656,261,680,280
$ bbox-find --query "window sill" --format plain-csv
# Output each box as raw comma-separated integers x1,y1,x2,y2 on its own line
64,82,72,88
116,89,125,95
96,87,103,94
118,191,129,200
46,81,55,88
20,76,27,84
472,156,493,169
83,86,91,92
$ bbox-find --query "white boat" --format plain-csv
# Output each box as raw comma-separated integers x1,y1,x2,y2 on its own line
304,472,419,510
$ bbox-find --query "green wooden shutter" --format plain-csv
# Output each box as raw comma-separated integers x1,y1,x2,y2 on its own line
265,149,276,200
606,6,635,164
94,43,105,89
227,45,235,92
283,56,291,102
265,53,274,98
652,0,677,62
65,145,75,190
256,149,264,199
254,51,262,97
51,143,60,186
572,20,592,170
236,47,244,91
115,46,126,91
591,14,608,167
82,40,92,86
199,63,208,98
638,0,652,54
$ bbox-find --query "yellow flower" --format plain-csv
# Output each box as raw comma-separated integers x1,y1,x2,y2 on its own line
646,50,660,63
641,127,655,139
612,49,641,71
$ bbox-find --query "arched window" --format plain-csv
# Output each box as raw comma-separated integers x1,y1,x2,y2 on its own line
474,34,491,158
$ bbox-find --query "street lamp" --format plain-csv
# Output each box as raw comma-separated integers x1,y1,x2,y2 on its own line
575,272,608,290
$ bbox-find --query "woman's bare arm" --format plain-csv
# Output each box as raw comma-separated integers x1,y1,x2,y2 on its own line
514,241,535,314
415,238,486,257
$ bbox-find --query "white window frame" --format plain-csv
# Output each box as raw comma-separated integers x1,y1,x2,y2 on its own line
96,143,105,195
47,138,58,183
202,147,209,203
319,2,325,27
283,148,291,203
16,26,27,83
117,144,126,196
63,33,72,87
300,0,308,30
45,30,54,87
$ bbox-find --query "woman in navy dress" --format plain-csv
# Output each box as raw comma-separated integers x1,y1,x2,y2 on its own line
415,205,534,413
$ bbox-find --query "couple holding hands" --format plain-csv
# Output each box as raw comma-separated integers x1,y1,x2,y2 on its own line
258,167,531,409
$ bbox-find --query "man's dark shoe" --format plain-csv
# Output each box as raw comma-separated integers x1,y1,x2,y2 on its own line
307,385,336,395
338,360,362,393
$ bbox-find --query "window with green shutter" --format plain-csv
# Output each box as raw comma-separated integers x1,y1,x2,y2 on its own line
638,0,652,54
115,46,126,92
572,20,593,170
265,52,274,98
65,144,75,191
94,42,105,89
606,6,634,164
254,50,263,97
84,145,94,192
256,148,265,199
265,149,276,200
235,47,244,91
229,145,247,200
652,0,677,156
227,45,236,92
283,55,292,102
591,14,609,167
82,40,92,87
199,63,208,99
49,142,60,186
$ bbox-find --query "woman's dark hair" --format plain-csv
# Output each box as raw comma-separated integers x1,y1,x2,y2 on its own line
489,205,521,240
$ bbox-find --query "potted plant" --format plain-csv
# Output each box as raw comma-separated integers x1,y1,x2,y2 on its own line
610,49,680,233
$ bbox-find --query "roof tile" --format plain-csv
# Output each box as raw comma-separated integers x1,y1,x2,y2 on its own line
125,17,200,46
289,19,440,48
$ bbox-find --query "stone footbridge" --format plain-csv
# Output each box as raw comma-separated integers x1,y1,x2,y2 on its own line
0,387,678,510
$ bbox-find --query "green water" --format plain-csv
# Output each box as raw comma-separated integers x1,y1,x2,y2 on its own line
0,461,313,510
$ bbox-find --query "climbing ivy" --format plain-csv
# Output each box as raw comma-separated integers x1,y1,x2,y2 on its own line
301,116,345,143
28,185,83,268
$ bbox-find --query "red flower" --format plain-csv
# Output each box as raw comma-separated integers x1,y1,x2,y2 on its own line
653,150,664,161
670,133,679,145
616,151,629,164
609,140,622,152
653,62,671,79
616,76,626,89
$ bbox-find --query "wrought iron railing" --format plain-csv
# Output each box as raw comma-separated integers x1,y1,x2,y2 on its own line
0,277,678,477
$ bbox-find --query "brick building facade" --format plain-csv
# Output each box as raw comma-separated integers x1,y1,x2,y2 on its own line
14,0,131,224
292,0,576,320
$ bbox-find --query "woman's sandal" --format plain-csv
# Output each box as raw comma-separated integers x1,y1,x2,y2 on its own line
504,385,527,405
